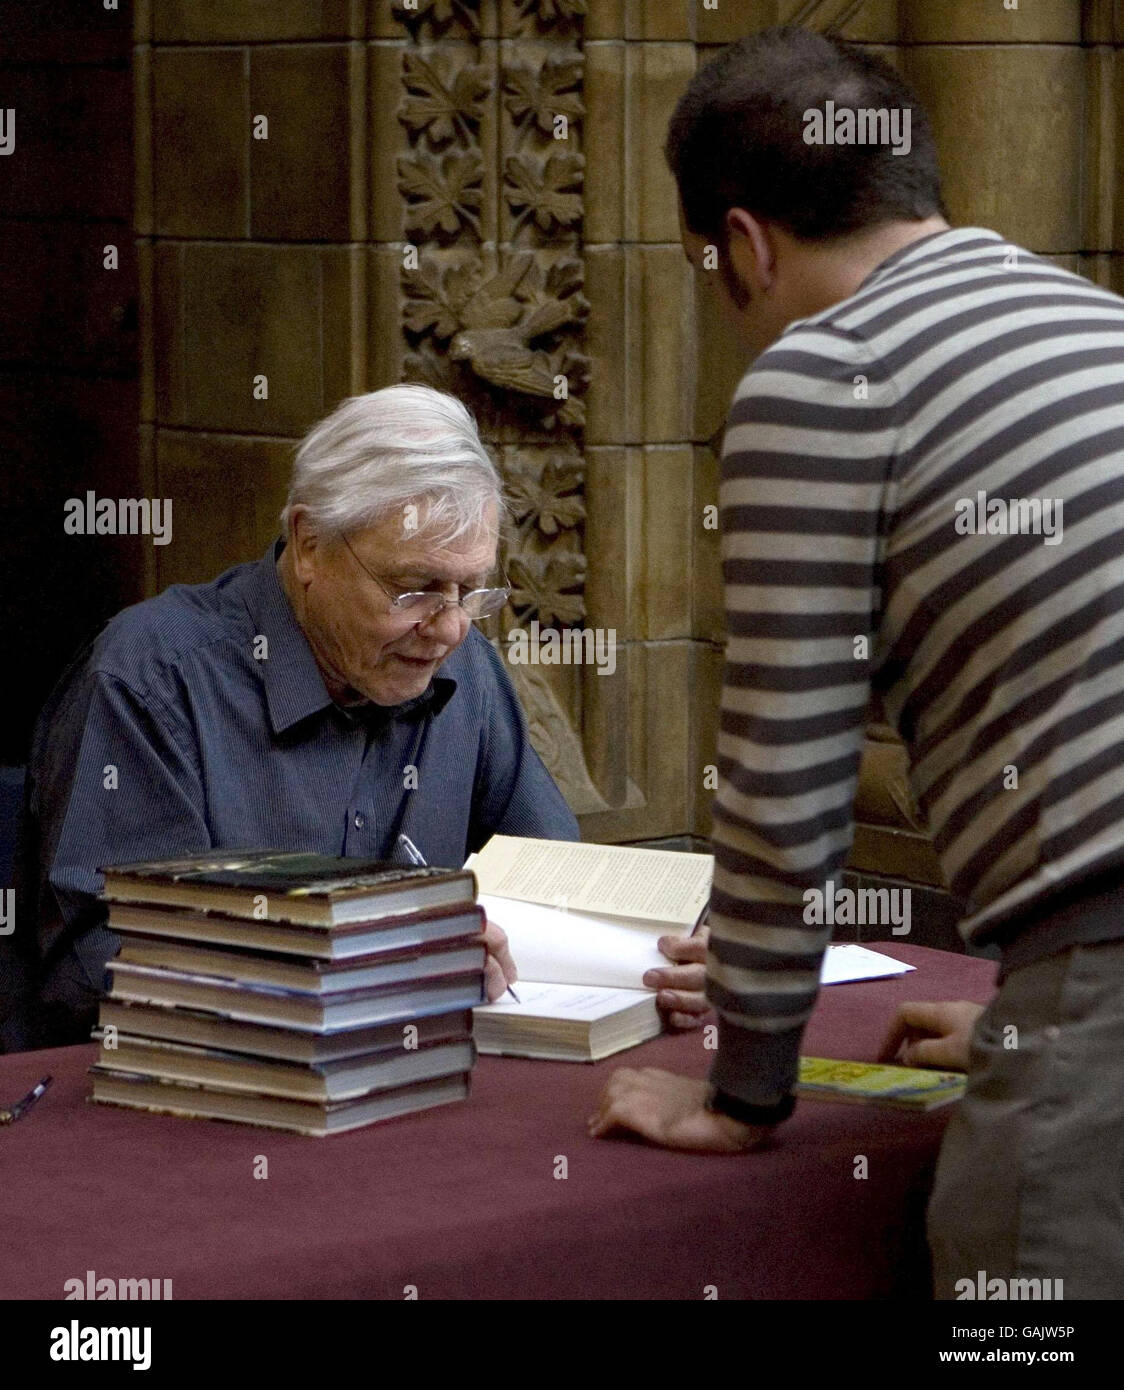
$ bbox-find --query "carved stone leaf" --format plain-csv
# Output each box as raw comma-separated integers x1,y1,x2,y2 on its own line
393,0,483,37
543,382,586,429
507,251,544,301
399,51,489,144
402,261,466,339
504,56,584,136
556,344,591,394
442,260,485,309
514,0,587,22
398,151,483,236
505,152,584,232
508,551,586,627
537,456,585,529
506,453,585,535
544,257,584,302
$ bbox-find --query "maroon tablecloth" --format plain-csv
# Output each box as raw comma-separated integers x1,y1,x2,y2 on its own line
0,943,995,1300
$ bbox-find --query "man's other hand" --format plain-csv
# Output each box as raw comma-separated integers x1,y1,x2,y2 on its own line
877,999,987,1072
588,1069,771,1153
645,927,711,1030
482,917,518,1001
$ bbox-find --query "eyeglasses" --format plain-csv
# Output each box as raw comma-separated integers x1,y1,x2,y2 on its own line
341,533,510,622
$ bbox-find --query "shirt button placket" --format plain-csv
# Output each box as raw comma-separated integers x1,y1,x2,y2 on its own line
346,809,366,853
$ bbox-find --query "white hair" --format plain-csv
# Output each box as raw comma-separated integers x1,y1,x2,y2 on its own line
280,384,505,546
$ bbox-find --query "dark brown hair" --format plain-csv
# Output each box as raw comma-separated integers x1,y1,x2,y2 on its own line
665,25,947,243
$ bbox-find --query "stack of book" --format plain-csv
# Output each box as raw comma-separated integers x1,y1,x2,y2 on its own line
88,851,485,1136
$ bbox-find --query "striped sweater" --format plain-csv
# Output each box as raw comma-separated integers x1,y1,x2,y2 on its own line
707,227,1124,1108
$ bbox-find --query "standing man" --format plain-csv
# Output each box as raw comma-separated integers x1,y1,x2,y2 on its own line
590,26,1124,1300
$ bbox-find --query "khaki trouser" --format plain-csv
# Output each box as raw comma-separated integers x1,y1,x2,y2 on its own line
928,938,1124,1300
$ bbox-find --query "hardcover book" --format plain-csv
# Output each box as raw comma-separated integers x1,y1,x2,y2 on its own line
89,1067,472,1137
100,850,475,926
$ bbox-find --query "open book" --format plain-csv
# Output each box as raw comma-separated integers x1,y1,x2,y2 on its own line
468,837,915,1062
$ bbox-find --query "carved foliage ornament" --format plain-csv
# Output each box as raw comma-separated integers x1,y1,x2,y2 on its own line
396,2,588,636
507,550,586,628
394,0,606,810
506,451,584,537
516,0,588,24
392,0,482,36
403,251,589,427
391,0,588,37
501,447,585,629
399,151,484,237
504,54,584,136
505,151,584,234
399,50,489,144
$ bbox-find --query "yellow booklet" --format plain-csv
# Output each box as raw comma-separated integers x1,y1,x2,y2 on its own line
797,1057,966,1110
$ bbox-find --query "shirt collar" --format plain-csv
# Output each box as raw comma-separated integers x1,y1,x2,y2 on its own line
857,226,1007,294
242,538,457,736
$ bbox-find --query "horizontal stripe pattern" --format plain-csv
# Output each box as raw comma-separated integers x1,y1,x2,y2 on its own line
709,228,1124,1106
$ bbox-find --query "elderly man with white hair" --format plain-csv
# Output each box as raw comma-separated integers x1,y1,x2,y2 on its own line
3,386,589,1051
4,384,713,1051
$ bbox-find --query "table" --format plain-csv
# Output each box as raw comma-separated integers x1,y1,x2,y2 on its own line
0,943,995,1300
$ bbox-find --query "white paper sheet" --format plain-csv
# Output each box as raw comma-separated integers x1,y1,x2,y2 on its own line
479,892,665,989
478,890,914,991
819,944,915,985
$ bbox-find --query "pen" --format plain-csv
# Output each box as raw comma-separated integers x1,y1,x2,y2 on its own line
396,832,426,866
0,1074,52,1125
396,834,520,1003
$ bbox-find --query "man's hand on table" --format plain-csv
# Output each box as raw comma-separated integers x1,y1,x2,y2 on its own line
645,926,712,1030
878,999,987,1072
482,918,519,1001
587,1069,772,1153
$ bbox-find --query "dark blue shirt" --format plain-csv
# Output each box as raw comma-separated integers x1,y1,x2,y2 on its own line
2,539,578,1050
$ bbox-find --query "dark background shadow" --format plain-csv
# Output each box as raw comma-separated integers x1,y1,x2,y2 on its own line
0,0,142,765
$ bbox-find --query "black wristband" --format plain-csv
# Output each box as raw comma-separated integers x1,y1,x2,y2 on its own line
706,1086,796,1128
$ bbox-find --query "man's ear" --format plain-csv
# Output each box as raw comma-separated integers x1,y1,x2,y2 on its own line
725,207,775,294
287,506,323,584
